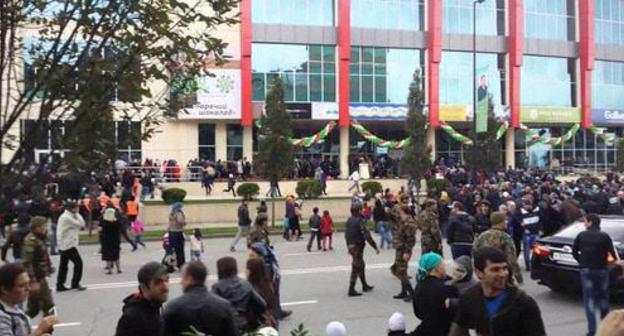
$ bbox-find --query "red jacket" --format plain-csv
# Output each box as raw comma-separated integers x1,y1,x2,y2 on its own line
320,215,334,235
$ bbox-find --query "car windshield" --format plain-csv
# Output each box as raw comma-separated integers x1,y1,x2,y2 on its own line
556,218,624,243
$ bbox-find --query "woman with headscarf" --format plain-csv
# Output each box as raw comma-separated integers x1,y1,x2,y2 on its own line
168,202,186,269
100,203,122,274
412,252,459,336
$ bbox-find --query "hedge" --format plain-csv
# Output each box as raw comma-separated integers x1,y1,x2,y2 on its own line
161,187,187,204
237,183,260,200
361,181,383,197
296,179,322,199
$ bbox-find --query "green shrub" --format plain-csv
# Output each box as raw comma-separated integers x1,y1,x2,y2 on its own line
427,178,450,196
361,181,383,197
161,187,187,204
237,183,260,200
296,179,322,199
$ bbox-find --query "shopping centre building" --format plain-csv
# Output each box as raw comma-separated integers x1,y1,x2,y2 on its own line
14,0,624,176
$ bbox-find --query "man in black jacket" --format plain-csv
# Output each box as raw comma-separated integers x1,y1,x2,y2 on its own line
231,201,252,252
449,247,546,336
573,214,617,336
163,261,238,336
345,204,379,297
446,202,475,259
115,262,170,336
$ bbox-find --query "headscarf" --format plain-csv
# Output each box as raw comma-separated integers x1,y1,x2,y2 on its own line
325,321,347,336
417,252,443,282
170,202,183,215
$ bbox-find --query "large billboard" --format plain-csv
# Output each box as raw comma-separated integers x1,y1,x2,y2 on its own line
592,108,624,125
520,106,580,124
176,69,242,120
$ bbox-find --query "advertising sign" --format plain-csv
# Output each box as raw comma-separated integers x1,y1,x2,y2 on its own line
312,102,339,120
520,107,580,124
592,109,624,124
178,69,241,120
286,103,312,119
475,66,489,133
440,105,470,122
350,103,408,120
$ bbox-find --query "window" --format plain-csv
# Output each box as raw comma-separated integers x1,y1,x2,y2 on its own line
596,0,624,45
593,60,624,109
116,121,142,163
198,124,216,161
350,47,422,103
253,0,334,26
252,44,336,102
443,0,502,35
227,125,243,161
440,52,504,108
351,0,424,31
525,0,573,40
521,56,575,106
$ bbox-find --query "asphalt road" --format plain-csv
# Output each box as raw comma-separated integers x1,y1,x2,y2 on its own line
39,233,600,336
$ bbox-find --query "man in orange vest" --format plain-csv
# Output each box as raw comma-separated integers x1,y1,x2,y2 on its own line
126,199,139,223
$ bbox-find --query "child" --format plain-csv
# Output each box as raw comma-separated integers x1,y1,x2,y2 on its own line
161,232,177,273
131,216,146,250
190,228,204,261
320,210,335,251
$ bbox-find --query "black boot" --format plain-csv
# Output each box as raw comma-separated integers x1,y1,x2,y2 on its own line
403,281,415,302
348,282,362,297
360,272,374,292
393,282,408,299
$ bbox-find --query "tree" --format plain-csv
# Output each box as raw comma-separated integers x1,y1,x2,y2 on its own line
468,95,502,174
401,70,432,190
255,78,294,194
0,0,238,197
617,139,624,173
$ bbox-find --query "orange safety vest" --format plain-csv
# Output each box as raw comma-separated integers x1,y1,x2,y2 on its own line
111,197,121,210
126,200,138,216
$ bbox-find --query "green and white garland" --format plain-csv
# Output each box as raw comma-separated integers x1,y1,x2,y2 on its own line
350,121,411,149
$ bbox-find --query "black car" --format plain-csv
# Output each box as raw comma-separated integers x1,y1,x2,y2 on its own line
531,216,624,294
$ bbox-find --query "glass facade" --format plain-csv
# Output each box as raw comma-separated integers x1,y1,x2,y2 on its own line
524,0,573,40
252,44,336,102
227,125,243,161
596,0,624,45
439,52,504,108
116,121,142,163
349,47,422,104
521,56,575,106
351,0,423,31
252,0,334,26
198,124,216,161
443,0,502,35
593,61,624,109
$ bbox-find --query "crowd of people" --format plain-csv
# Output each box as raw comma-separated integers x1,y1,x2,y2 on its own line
6,162,624,335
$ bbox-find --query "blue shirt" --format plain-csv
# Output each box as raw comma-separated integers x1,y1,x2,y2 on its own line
486,289,509,320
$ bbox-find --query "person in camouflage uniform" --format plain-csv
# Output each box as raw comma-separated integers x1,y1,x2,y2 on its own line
22,216,55,318
388,194,410,244
345,205,379,297
473,211,524,284
247,213,271,247
391,205,418,301
418,199,443,256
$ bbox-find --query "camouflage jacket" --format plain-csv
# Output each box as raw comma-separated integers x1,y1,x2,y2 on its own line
248,225,271,247
22,233,52,281
473,228,524,284
393,217,418,251
418,209,442,243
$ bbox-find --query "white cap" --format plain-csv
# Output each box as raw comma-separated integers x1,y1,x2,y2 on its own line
256,327,279,336
326,321,347,336
388,312,406,331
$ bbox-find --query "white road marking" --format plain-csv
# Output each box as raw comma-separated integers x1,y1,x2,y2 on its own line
281,300,317,307
84,263,393,290
283,252,324,257
34,322,82,328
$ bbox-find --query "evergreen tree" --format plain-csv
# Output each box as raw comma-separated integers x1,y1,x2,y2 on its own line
468,95,502,174
255,78,295,188
401,70,432,185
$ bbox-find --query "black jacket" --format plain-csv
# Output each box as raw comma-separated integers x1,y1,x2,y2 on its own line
345,215,377,250
238,205,251,227
473,213,491,235
573,227,617,270
212,276,266,332
452,285,545,336
373,200,387,222
447,212,474,245
412,276,459,336
115,293,164,336
163,285,238,336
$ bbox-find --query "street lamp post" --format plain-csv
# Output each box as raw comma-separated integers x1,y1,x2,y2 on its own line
472,0,486,186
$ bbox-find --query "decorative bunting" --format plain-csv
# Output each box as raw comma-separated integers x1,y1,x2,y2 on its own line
589,127,617,144
496,121,509,140
440,122,473,146
351,121,411,149
520,123,580,146
289,121,337,147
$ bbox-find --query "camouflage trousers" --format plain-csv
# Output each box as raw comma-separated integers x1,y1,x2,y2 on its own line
348,244,365,284
391,249,410,279
27,278,54,318
421,235,443,257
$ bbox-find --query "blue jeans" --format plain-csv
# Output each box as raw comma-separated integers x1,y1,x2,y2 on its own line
522,232,539,270
378,222,393,249
451,244,473,259
580,268,610,335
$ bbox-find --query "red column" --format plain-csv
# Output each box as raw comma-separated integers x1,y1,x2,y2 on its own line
427,0,442,128
579,0,595,129
508,0,524,128
240,0,253,126
338,0,351,127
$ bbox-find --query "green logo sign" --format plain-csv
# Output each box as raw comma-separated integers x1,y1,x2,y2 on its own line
520,107,580,123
